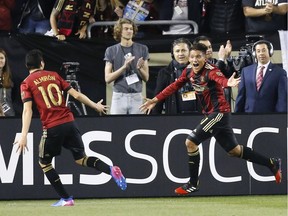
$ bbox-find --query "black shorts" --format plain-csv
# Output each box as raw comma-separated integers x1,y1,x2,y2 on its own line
39,121,86,164
187,112,238,152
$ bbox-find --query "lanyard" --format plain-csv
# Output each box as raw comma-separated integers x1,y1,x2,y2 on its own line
120,43,134,57
120,44,135,75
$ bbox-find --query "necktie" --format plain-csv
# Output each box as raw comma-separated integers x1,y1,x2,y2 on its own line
256,66,265,91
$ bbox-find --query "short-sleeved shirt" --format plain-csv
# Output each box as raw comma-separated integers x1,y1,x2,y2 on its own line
104,42,149,93
242,0,287,32
21,70,74,129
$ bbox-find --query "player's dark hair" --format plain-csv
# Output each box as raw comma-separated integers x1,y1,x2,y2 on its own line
190,43,208,55
25,49,44,70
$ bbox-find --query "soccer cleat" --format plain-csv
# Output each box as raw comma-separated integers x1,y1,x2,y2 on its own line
51,196,74,207
270,158,282,184
175,181,199,195
110,166,127,191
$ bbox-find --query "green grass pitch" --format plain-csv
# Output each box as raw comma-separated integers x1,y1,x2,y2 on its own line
0,195,287,216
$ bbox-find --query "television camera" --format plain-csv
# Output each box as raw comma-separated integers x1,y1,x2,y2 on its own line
60,62,87,115
61,62,80,81
231,35,264,76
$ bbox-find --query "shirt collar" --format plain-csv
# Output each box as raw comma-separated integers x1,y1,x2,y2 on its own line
258,61,270,69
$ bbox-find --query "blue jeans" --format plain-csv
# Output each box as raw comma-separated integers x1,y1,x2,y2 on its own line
110,92,143,115
18,17,50,34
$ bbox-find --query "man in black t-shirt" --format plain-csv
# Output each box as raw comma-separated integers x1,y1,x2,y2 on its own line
242,0,288,33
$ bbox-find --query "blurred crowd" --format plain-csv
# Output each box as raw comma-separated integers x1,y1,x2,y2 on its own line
0,0,287,38
0,0,287,117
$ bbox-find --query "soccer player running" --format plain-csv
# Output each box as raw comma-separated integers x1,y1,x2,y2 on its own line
140,43,282,195
14,49,127,206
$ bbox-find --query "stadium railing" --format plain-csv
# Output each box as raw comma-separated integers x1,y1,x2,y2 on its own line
87,20,199,38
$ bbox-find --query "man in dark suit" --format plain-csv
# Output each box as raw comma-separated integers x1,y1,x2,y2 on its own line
235,40,287,113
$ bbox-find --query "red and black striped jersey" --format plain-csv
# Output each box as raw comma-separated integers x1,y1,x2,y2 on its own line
156,63,231,115
20,70,74,129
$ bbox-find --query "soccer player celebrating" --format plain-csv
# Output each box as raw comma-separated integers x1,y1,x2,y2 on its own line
14,49,127,206
140,43,282,195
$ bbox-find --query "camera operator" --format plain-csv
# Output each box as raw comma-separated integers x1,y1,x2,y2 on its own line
235,40,287,113
193,36,235,106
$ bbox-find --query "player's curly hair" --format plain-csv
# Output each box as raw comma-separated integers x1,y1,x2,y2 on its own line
113,18,138,42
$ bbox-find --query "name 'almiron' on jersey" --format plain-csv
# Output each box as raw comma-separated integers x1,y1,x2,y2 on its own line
20,70,74,129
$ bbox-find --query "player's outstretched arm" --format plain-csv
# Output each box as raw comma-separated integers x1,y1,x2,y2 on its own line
14,101,33,154
68,88,109,115
227,72,241,87
140,97,158,115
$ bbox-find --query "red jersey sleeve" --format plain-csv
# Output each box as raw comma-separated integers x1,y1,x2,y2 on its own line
20,80,33,103
208,68,229,87
156,67,189,101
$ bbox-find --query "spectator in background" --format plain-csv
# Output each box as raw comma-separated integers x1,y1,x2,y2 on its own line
114,0,128,18
193,36,234,105
0,0,15,33
89,0,159,38
122,0,159,37
89,0,126,37
242,0,288,33
122,0,155,21
204,0,244,34
50,0,97,40
104,18,149,114
17,0,55,34
152,38,198,114
235,40,287,113
157,0,202,35
0,48,15,116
